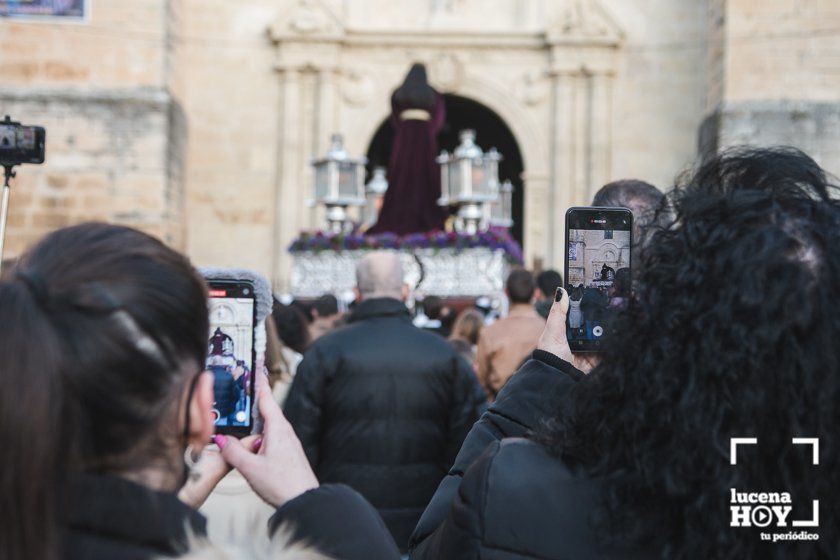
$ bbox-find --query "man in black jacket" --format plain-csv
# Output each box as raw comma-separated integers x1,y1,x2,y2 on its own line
284,252,486,551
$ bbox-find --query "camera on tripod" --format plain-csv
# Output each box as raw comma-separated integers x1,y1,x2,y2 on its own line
0,115,46,276
0,115,46,167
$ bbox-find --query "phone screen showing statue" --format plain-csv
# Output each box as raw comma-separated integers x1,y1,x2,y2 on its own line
207,288,255,428
566,209,632,349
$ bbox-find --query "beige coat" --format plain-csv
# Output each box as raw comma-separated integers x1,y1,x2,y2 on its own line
476,303,545,397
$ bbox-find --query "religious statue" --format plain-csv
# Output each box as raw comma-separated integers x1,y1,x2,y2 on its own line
600,263,616,281
368,63,446,234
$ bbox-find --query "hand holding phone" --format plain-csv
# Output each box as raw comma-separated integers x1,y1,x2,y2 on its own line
207,280,257,437
537,287,599,373
564,207,633,352
215,373,319,508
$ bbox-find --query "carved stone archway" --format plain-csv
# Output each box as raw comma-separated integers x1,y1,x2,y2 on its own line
267,0,623,289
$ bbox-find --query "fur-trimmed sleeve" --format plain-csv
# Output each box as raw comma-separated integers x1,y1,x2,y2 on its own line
269,484,400,560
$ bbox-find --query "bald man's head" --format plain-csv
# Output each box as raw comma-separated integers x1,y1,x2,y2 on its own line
356,252,405,300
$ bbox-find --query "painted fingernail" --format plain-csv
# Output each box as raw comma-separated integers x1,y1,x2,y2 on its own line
252,437,263,452
213,434,228,450
554,287,564,302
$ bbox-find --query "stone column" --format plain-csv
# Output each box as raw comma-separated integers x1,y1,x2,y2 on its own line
315,66,339,157
272,67,303,292
522,170,550,268
571,71,590,206
548,68,577,268
549,63,597,268
587,71,613,202
271,57,344,290
548,59,616,269
298,67,319,227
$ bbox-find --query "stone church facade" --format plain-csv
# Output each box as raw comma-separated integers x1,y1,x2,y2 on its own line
1,0,838,289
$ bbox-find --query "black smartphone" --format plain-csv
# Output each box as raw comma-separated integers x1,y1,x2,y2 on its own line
0,119,46,166
564,207,633,352
206,280,256,437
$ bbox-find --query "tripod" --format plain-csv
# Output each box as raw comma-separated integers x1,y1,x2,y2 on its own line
0,164,16,277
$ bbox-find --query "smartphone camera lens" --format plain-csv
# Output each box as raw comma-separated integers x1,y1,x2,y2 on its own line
243,288,250,295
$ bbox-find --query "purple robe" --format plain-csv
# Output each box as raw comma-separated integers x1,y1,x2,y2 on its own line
368,91,446,234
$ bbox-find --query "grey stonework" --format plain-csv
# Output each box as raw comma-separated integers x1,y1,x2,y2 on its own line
700,101,840,178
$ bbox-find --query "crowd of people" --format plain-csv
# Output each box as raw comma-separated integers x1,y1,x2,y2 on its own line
1,147,837,559
263,264,562,408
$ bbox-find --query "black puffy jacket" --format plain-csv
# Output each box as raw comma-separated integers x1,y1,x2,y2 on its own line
409,351,581,553
409,351,626,559
413,437,620,559
284,297,487,551
410,352,660,559
62,474,399,560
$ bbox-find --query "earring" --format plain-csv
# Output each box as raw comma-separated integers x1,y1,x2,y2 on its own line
183,444,202,482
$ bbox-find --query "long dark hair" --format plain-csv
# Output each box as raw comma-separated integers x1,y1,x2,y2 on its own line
541,148,840,557
0,223,208,560
393,63,436,110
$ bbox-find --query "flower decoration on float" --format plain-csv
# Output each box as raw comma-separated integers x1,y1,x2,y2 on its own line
288,227,523,265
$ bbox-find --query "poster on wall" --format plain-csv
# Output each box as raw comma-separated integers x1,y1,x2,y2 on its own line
0,0,86,18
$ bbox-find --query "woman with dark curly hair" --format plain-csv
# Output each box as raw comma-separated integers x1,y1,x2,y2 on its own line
410,147,839,559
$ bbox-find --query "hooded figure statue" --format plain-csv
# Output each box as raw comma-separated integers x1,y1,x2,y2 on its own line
368,63,446,235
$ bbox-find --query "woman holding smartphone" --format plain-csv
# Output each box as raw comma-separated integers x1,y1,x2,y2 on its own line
0,223,399,560
410,148,839,559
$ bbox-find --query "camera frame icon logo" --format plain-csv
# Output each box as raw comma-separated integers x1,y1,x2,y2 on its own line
728,437,819,530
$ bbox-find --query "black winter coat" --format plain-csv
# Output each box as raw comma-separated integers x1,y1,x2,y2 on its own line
409,351,648,559
414,437,618,559
62,474,399,560
284,297,487,551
